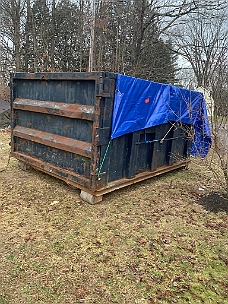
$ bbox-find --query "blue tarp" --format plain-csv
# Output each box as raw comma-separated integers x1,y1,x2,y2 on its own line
111,74,211,157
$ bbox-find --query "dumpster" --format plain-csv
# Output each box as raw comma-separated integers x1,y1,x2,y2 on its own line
10,72,211,203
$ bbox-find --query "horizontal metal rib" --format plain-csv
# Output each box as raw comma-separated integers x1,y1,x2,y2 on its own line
13,126,92,158
13,98,94,121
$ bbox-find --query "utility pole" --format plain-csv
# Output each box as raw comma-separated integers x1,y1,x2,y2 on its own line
88,0,96,72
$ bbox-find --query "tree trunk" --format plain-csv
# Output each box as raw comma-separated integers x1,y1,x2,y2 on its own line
12,0,21,71
50,0,56,71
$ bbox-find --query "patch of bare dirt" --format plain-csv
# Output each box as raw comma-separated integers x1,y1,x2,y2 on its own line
196,192,228,213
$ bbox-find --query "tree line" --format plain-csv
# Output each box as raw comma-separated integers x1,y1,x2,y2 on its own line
0,0,226,86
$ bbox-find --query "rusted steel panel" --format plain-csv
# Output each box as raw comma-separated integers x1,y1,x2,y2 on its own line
15,110,93,142
14,138,91,177
12,152,91,188
13,126,92,158
14,79,96,105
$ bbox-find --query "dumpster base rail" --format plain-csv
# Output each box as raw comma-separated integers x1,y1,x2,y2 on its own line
13,152,189,204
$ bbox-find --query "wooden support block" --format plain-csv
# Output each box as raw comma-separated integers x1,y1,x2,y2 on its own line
80,190,103,204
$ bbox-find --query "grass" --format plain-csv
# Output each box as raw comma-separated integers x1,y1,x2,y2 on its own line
0,131,227,304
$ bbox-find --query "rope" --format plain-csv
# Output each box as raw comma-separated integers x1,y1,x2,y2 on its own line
160,122,176,144
97,139,111,180
143,122,176,144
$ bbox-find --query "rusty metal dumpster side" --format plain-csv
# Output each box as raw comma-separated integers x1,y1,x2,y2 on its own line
10,72,116,196
10,72,190,203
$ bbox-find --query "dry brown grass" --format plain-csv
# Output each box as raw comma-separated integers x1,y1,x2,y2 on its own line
0,132,227,304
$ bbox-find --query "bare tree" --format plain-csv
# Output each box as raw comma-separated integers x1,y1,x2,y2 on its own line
0,0,226,79
210,60,228,194
172,4,228,195
0,0,26,71
173,8,227,88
